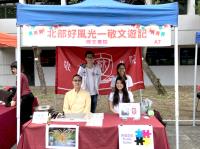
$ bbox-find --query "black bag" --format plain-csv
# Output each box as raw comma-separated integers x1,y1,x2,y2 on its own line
197,92,200,98
153,109,167,127
0,87,16,107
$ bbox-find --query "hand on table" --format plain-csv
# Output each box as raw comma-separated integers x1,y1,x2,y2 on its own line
10,101,16,106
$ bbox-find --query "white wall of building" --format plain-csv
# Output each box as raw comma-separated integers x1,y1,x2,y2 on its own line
171,15,200,45
144,65,200,86
0,19,16,34
34,67,55,86
0,48,16,86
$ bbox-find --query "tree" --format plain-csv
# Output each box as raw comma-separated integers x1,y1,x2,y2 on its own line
196,0,200,15
33,47,47,94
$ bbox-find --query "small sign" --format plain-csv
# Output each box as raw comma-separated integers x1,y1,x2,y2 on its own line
118,125,154,149
46,124,79,149
32,111,49,124
119,103,141,119
86,113,104,127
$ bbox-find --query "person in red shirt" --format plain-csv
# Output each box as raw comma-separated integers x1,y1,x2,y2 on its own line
10,61,35,125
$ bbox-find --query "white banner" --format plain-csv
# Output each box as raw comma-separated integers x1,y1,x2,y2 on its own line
21,25,171,47
118,125,154,149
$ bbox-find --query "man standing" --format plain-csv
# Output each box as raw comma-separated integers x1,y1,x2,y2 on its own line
10,61,35,125
63,74,91,113
78,51,101,113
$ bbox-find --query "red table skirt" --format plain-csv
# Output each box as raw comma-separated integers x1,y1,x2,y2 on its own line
18,114,170,149
0,105,16,149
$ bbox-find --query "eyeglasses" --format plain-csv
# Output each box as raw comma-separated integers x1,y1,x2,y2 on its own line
73,79,82,82
119,67,125,70
86,56,94,59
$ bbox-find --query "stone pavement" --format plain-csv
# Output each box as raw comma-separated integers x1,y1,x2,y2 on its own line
166,122,200,149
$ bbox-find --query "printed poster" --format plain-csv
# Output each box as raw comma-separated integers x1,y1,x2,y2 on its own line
46,124,79,149
119,103,141,119
118,125,154,149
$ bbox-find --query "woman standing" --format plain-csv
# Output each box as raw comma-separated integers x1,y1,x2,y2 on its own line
108,76,134,113
110,63,133,91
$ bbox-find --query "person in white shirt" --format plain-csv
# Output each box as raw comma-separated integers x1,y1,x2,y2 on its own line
78,51,101,113
111,63,133,91
108,76,134,113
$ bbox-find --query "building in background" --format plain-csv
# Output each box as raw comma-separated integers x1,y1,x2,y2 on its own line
0,0,200,87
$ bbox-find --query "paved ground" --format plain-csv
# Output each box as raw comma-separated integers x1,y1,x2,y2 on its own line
12,122,200,149
166,122,200,149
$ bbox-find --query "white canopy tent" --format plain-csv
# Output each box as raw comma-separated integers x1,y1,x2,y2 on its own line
16,0,179,149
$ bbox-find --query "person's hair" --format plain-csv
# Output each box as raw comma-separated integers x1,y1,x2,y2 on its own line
72,74,82,81
85,50,94,58
116,63,127,80
113,76,130,106
10,61,25,72
10,61,17,69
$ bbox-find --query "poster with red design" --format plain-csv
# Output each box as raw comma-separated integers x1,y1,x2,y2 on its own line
55,47,144,95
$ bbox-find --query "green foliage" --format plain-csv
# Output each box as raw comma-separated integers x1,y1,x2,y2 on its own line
151,0,187,14
68,0,80,5
152,0,175,4
0,5,16,18
196,0,200,15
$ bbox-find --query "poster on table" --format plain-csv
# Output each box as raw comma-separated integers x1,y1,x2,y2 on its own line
119,103,141,119
46,124,79,149
118,125,154,149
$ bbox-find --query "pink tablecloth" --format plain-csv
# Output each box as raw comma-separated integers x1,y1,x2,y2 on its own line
0,105,16,149
18,114,170,149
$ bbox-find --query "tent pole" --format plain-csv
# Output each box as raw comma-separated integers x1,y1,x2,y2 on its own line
139,89,143,102
174,26,179,149
193,43,198,126
16,26,21,144
17,0,24,145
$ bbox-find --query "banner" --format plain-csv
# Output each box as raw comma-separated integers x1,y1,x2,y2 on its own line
21,25,171,47
56,47,144,95
118,125,154,149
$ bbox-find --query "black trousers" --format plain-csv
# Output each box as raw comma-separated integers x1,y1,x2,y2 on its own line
20,93,34,125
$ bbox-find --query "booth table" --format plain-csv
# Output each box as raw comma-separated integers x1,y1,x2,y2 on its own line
18,114,169,149
0,105,16,149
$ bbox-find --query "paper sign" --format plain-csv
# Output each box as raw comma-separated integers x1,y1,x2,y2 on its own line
118,125,154,149
46,124,79,149
119,103,141,119
85,113,104,127
32,111,49,124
